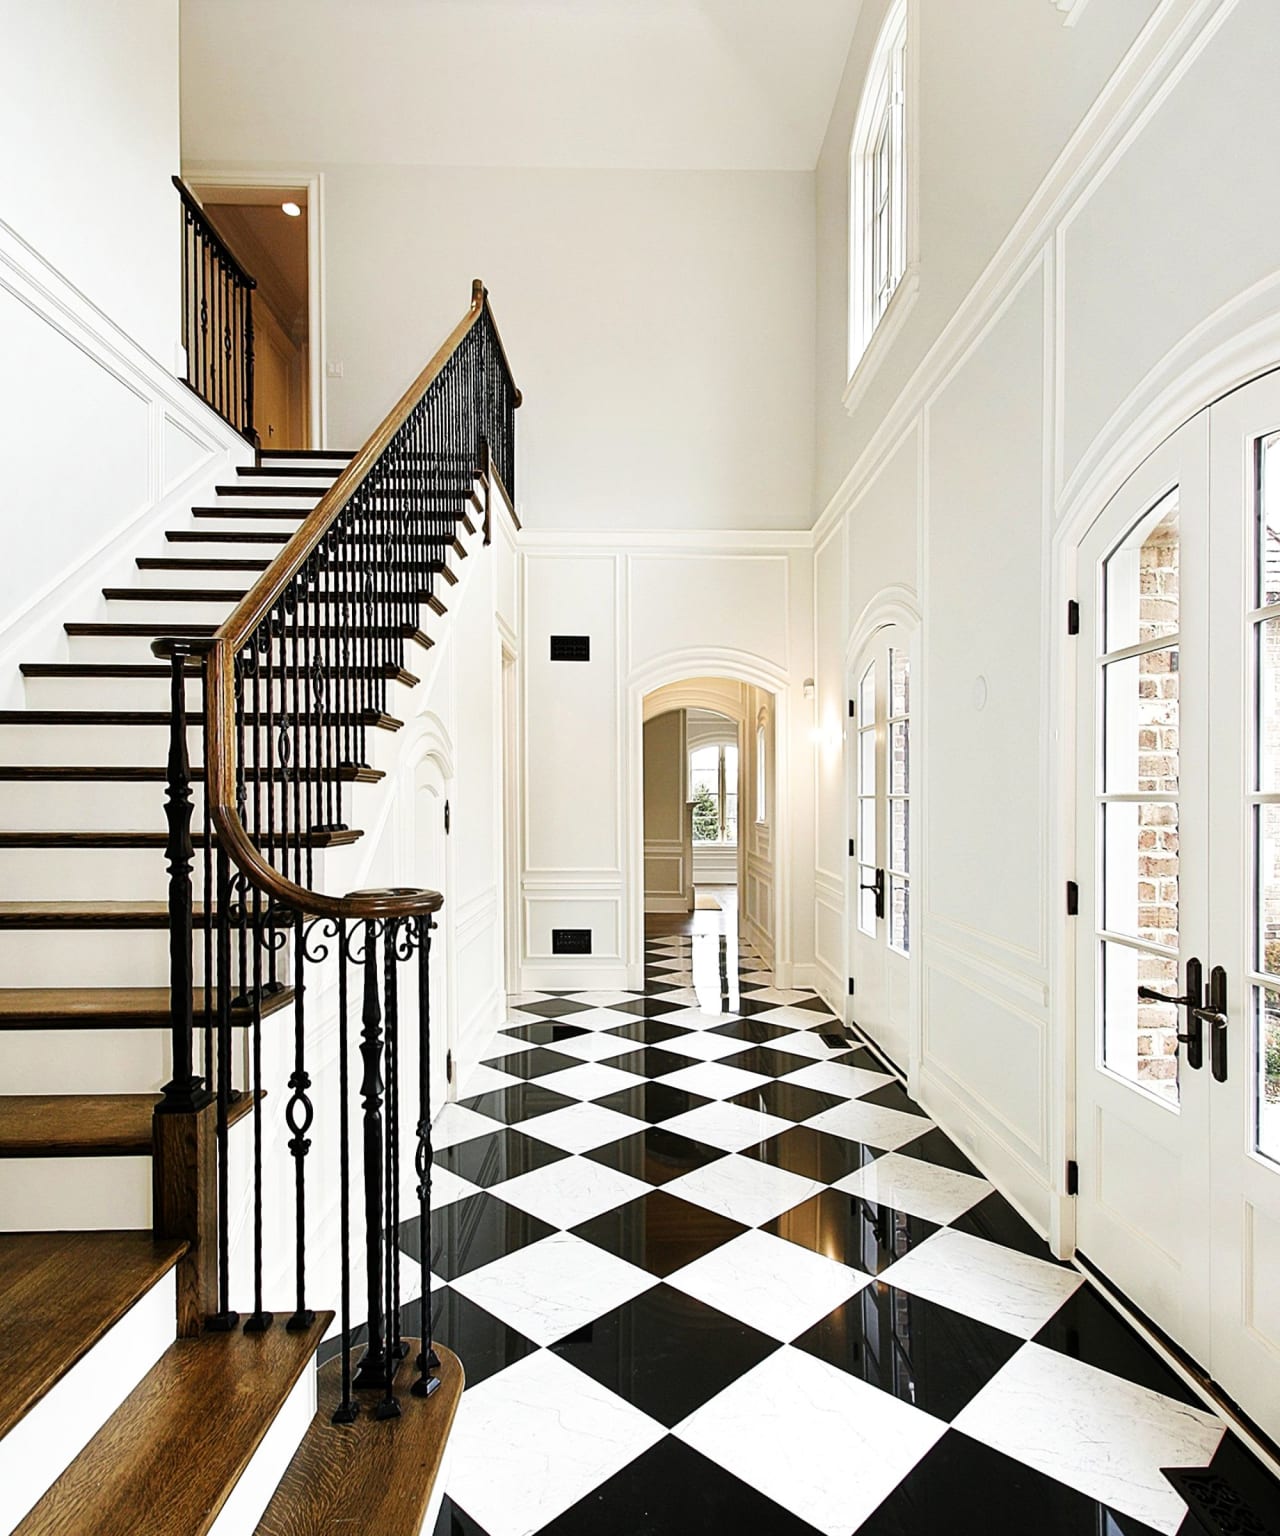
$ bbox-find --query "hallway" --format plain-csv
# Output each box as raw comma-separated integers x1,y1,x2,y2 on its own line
423,929,1275,1534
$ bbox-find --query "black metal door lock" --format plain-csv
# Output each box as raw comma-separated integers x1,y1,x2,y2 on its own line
859,868,886,921
1138,956,1204,1071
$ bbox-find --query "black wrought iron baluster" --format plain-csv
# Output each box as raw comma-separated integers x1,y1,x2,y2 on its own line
200,659,214,1104
245,881,271,1333
378,920,402,1420
333,919,358,1423
286,907,316,1333
354,918,386,1389
412,914,440,1397
207,847,238,1331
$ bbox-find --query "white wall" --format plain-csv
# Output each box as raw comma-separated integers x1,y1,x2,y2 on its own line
812,0,1280,1247
1,0,181,367
177,161,816,533
520,535,812,991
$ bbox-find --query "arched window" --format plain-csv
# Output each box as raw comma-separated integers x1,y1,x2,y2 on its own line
848,0,913,385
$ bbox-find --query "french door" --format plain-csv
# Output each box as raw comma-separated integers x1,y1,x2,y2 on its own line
850,624,913,1071
1075,375,1280,1438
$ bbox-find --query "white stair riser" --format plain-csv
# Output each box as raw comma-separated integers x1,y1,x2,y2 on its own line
0,846,167,900
0,723,399,767
23,672,417,715
0,930,214,988
0,1271,175,1536
0,775,384,831
0,1027,170,1093
0,1154,151,1230
98,598,239,627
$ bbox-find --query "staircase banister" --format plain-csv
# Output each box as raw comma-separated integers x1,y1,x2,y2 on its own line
171,175,259,292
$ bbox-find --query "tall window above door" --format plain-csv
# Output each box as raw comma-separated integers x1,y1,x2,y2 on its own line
846,0,914,395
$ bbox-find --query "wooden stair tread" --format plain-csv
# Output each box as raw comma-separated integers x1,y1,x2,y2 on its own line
0,1092,258,1157
255,1345,463,1536
0,986,293,1028
0,1232,189,1441
0,829,363,850
15,1311,332,1536
0,902,206,928
0,764,382,783
20,662,416,686
258,448,354,461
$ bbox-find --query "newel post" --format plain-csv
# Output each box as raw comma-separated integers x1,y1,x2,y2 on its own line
151,637,218,1336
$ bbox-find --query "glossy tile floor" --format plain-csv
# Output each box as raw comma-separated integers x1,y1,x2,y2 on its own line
421,933,1280,1536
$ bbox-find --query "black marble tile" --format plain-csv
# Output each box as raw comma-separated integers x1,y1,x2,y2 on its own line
457,1083,578,1124
609,996,691,1019
708,1017,794,1045
1033,1286,1202,1407
604,1017,689,1047
788,994,840,1016
727,1080,842,1123
612,1047,697,1079
592,1082,713,1125
951,1191,1065,1265
793,1284,1023,1421
434,1494,491,1536
400,1192,555,1281
743,1124,882,1185
734,996,795,1017
859,1079,931,1117
500,1019,591,1045
763,1188,938,1275
894,1125,984,1178
484,1046,584,1081
549,1285,779,1427
570,1189,747,1277
512,997,596,1018
434,1127,569,1188
717,1044,817,1080
856,1430,1165,1536
429,1287,539,1389
584,1126,728,1186
539,1437,817,1536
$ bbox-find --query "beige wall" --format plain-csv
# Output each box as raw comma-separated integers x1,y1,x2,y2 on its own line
643,710,690,913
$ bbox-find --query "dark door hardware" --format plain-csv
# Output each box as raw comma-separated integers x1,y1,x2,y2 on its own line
859,868,886,921
1191,965,1228,1083
1138,957,1204,1071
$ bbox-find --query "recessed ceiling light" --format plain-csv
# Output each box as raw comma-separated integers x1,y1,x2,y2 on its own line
281,201,302,218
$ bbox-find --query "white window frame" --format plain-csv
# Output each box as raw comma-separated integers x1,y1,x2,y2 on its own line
844,0,918,413
689,740,738,847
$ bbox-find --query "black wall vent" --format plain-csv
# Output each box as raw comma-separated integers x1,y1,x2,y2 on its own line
550,635,590,662
552,928,592,955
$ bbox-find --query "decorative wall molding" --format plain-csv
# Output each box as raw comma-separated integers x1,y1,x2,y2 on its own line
1051,0,1093,26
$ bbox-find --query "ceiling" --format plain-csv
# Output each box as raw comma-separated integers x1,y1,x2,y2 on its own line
180,0,863,172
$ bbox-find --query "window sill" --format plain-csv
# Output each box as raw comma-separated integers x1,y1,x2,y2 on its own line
842,264,920,419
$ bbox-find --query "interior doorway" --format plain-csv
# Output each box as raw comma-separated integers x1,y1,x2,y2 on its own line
187,179,315,451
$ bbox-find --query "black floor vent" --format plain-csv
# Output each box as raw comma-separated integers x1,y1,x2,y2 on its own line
1162,1468,1275,1535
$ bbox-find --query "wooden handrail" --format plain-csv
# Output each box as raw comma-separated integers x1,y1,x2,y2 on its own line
171,176,258,292
177,280,521,922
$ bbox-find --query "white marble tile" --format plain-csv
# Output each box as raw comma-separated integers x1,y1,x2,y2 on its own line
447,1348,666,1536
482,1033,539,1061
736,986,817,1006
781,1058,893,1099
656,986,705,1007
505,991,556,1007
954,1343,1224,1535
433,1102,506,1151
661,1029,759,1063
549,1031,646,1063
806,1098,934,1151
558,1005,646,1032
457,1062,521,1098
835,1152,993,1225
759,1029,849,1061
569,990,646,1008
675,1346,946,1535
880,1227,1084,1339
659,1099,791,1152
754,1007,844,1032
664,1153,824,1228
534,1061,640,1102
492,1155,650,1229
669,1007,744,1031
451,1232,658,1347
655,1060,773,1102
429,1165,481,1210
514,1100,648,1155
667,1229,870,1342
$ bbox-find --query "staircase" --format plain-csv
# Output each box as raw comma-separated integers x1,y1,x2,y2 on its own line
0,279,520,1533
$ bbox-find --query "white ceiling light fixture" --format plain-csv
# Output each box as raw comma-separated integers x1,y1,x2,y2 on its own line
280,200,302,217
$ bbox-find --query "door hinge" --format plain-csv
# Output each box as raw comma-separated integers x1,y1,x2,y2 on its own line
1066,880,1079,916
848,698,856,719
848,977,856,996
444,799,451,834
1067,599,1080,636
1066,1159,1079,1196
849,837,856,858
446,1048,454,1085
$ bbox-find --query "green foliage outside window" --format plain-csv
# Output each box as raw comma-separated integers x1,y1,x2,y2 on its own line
692,784,720,843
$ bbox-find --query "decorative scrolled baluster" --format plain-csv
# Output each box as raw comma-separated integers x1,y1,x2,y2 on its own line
413,913,441,1397
286,908,316,1332
353,917,387,1389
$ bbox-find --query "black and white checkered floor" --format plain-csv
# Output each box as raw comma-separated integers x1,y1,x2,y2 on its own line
421,933,1279,1536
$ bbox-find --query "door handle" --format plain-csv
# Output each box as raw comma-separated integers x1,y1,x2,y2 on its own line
1137,957,1204,1070
859,868,885,921
1190,965,1228,1083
